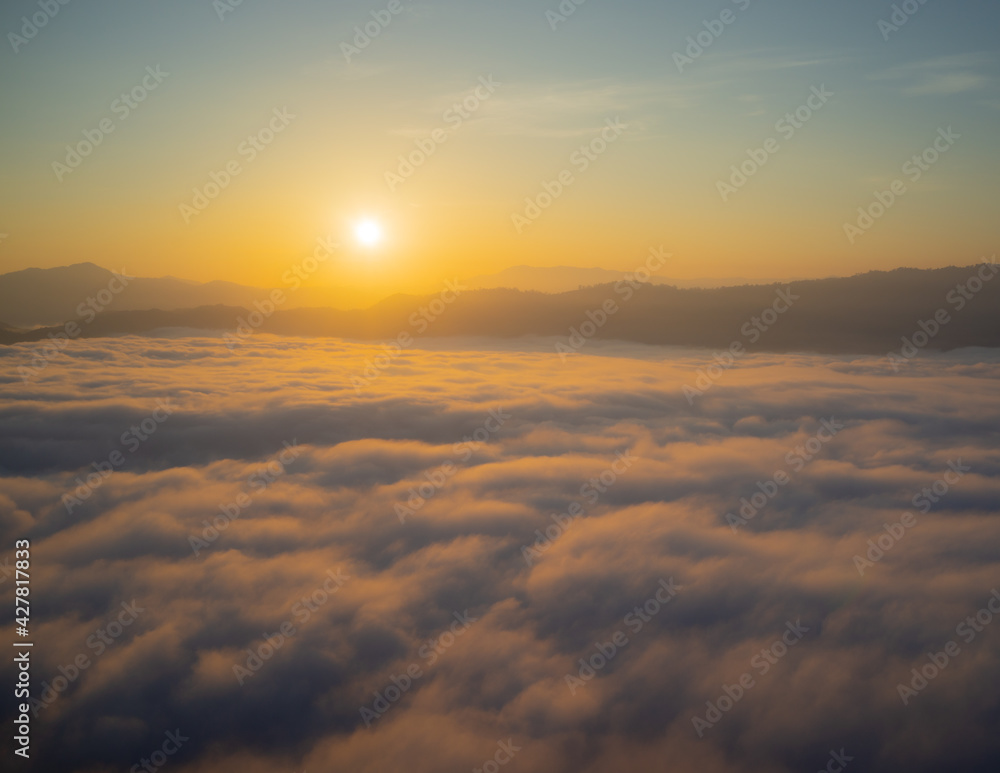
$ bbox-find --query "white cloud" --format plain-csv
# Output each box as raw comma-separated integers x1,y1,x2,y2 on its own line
2,337,999,772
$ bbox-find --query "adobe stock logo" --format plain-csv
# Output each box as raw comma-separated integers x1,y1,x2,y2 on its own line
691,619,810,737
511,118,626,234
341,0,405,63
896,590,1000,706
564,579,679,695
213,0,248,22
546,0,589,31
843,127,959,245
672,0,753,74
473,739,521,773
717,86,833,202
179,108,295,224
385,76,500,193
877,0,933,41
7,0,73,54
52,66,170,182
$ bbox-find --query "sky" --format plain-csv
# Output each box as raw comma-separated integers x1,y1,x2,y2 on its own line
1,0,998,294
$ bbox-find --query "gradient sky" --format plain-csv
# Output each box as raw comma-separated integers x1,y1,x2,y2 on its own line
1,0,998,294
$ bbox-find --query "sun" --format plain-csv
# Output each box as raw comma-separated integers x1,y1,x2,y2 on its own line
354,219,383,247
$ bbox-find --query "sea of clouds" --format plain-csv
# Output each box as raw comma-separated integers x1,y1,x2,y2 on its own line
1,335,999,772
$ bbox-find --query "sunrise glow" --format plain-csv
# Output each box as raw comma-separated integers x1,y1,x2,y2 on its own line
354,219,383,248
3,2,999,772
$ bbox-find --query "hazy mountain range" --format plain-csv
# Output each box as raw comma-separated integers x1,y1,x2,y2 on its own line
0,263,345,327
462,265,783,293
0,262,791,327
2,263,997,355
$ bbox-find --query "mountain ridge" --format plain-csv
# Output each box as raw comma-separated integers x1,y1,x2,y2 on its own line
0,261,812,327
3,264,997,355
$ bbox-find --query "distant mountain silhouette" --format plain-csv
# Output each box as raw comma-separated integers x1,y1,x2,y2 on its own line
0,263,269,326
0,262,797,326
2,265,998,355
0,305,245,345
0,262,372,326
462,264,785,292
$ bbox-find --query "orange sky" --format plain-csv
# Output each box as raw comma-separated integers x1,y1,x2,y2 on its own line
1,1,998,295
